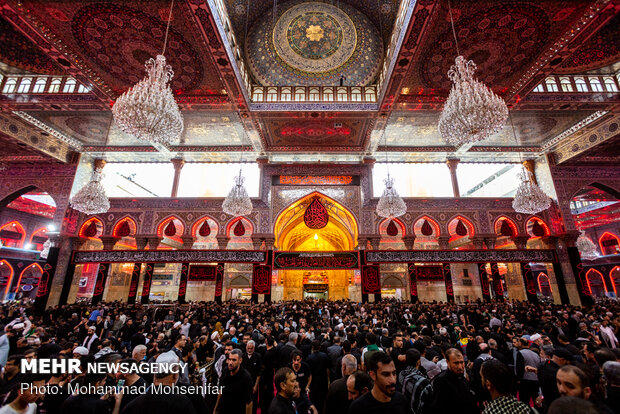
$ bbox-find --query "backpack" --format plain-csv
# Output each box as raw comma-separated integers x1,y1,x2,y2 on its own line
401,369,433,414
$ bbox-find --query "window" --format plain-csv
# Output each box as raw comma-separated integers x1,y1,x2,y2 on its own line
252,87,264,102
266,87,278,102
560,77,573,92
32,78,47,93
589,77,603,92
575,77,588,92
309,87,320,101
17,78,32,93
603,77,618,92
532,83,545,93
280,87,292,102
365,87,376,101
545,77,558,92
336,87,348,101
178,163,260,197
294,87,305,102
77,84,91,93
48,78,61,93
63,78,76,93
458,163,521,197
323,87,334,101
2,78,17,93
351,87,362,102
99,163,174,197
373,163,453,197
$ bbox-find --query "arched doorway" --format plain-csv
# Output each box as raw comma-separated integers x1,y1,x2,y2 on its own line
0,260,14,301
586,269,608,298
537,273,553,297
610,266,619,298
0,189,56,250
274,192,358,300
16,263,42,300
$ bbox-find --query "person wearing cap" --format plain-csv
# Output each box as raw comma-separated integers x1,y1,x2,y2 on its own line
537,347,573,413
72,346,89,358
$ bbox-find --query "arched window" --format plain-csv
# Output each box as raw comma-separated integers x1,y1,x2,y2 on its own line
17,78,32,93
32,78,47,93
266,87,278,102
77,84,91,93
350,87,362,102
545,77,558,92
0,221,26,248
48,78,62,93
589,77,603,92
309,87,320,101
365,87,376,101
537,273,552,297
2,78,17,93
0,260,15,301
532,83,544,93
63,78,76,93
575,77,588,92
252,87,264,102
559,77,573,92
599,232,620,255
610,266,620,298
603,77,618,92
586,269,608,298
323,87,334,101
294,87,305,102
336,87,348,101
280,87,292,102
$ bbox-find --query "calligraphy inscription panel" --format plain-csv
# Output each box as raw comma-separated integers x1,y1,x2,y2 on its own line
365,250,556,263
73,250,267,264
274,251,359,269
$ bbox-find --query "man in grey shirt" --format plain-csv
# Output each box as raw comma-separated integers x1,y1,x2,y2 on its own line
518,337,541,406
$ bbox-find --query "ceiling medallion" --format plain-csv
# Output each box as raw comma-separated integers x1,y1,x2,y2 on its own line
376,175,406,219
304,197,329,229
512,168,551,214
438,56,508,146
70,160,110,215
222,169,253,217
111,1,183,145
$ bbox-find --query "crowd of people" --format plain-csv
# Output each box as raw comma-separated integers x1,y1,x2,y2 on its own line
0,298,618,414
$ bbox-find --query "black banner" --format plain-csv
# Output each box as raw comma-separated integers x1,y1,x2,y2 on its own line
408,264,418,303
443,264,455,302
520,262,539,304
91,263,109,304
361,265,380,295
141,263,154,304
273,251,359,269
214,263,224,304
34,246,60,312
490,263,504,301
127,263,141,304
477,263,491,302
178,263,189,304
188,265,217,281
252,265,272,295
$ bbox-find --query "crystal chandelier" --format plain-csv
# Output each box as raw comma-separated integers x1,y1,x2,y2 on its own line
376,175,407,218
70,161,110,215
222,169,253,217
512,168,551,214
111,0,183,144
40,239,51,260
438,56,508,146
577,231,599,261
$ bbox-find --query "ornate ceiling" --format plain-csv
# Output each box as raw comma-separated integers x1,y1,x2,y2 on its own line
0,0,617,165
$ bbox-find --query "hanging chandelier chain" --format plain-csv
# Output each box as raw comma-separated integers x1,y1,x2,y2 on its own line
447,0,460,57
162,0,175,56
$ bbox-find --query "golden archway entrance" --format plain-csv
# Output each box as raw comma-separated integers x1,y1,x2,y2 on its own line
274,192,358,300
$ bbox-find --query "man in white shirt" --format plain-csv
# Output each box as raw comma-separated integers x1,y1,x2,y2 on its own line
0,374,46,414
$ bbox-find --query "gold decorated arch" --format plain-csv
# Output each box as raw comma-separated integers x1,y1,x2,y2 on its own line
274,192,358,300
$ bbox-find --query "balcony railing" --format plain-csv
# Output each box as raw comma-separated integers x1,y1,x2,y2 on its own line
532,74,620,94
251,85,377,104
0,74,91,95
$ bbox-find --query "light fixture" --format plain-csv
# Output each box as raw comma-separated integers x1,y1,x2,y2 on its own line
438,2,508,146
70,160,110,215
376,174,407,219
40,239,51,259
314,233,318,240
24,243,32,250
576,230,599,261
111,0,183,145
222,168,253,217
47,224,55,231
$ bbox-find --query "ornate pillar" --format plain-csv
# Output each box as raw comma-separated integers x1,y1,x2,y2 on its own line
216,235,229,250
135,237,148,250
512,236,530,250
559,231,591,306
446,158,460,197
482,234,497,250
471,237,485,250
437,236,451,250
170,158,185,198
147,236,162,250
402,235,416,250
34,233,61,312
181,236,194,249
57,236,78,306
100,236,118,251
264,237,276,251
477,263,492,301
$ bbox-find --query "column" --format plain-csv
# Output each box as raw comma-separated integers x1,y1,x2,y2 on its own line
178,263,189,304
437,236,451,250
519,262,539,304
442,263,455,302
559,232,592,306
477,263,492,301
446,158,460,197
482,235,497,250
91,262,110,304
471,237,485,250
141,263,155,304
522,160,537,184
170,158,185,198
402,235,416,250
100,236,118,251
216,235,228,250
490,263,504,300
512,236,530,250
34,234,61,312
408,263,418,303
57,237,79,306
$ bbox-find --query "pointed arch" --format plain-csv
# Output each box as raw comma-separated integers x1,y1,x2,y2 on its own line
610,266,620,297
226,216,254,238
191,215,219,238
537,273,552,296
0,221,26,248
525,216,550,237
0,260,14,299
412,215,440,237
599,232,620,256
78,217,104,239
16,263,43,291
494,216,519,236
112,216,138,238
585,269,608,297
447,215,475,238
379,217,406,237
156,216,186,239
382,275,404,287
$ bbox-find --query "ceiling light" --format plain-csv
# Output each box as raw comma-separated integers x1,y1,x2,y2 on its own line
376,174,406,219
70,160,110,215
222,169,253,217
